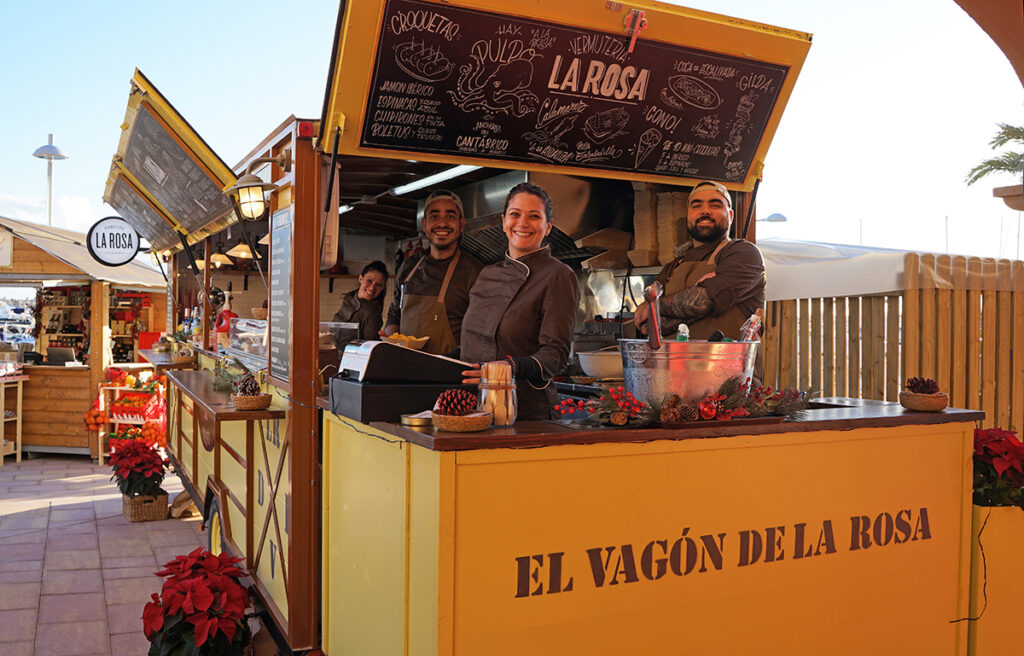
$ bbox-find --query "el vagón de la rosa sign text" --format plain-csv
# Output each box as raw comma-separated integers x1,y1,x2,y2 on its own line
515,506,933,598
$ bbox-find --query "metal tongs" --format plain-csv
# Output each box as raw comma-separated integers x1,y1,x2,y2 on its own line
644,281,663,350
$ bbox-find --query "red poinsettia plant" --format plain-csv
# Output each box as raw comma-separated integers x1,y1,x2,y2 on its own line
143,548,252,656
108,438,166,498
974,427,1024,507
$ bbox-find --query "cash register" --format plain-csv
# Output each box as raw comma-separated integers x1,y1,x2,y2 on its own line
329,341,475,421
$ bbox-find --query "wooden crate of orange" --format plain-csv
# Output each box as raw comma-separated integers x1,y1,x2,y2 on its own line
83,408,108,432
140,420,165,447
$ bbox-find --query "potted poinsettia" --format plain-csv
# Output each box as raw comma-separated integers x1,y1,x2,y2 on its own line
143,548,252,656
968,427,1024,652
108,438,168,522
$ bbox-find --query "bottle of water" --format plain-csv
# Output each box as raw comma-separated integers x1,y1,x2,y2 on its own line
739,309,764,342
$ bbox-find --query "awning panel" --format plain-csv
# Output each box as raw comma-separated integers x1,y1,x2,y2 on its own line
104,70,238,251
106,173,179,251
955,0,1024,88
320,0,811,190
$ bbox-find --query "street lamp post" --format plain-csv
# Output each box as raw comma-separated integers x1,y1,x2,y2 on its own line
32,134,68,227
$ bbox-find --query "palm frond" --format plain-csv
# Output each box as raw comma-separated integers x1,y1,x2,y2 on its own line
964,152,1024,186
989,123,1024,149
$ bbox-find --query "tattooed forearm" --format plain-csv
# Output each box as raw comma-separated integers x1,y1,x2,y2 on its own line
660,285,713,322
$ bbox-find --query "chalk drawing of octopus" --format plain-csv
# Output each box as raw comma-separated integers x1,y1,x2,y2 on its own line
448,39,539,118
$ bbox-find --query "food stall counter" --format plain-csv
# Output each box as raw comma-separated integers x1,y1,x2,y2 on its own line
20,364,92,455
320,399,981,655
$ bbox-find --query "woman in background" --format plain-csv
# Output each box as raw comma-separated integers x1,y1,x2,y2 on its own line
460,183,579,420
332,261,388,341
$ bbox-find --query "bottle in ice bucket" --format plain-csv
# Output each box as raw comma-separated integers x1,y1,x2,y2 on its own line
676,323,689,342
739,308,764,342
478,360,517,427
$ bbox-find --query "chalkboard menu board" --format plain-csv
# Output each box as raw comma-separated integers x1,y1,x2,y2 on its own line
108,176,179,251
362,0,789,184
123,104,235,235
268,208,292,383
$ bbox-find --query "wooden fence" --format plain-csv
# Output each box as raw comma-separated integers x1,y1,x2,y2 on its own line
763,253,1024,430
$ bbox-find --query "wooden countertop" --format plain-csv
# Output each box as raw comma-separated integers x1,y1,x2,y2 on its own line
138,349,194,369
321,396,984,451
22,364,88,372
165,369,285,421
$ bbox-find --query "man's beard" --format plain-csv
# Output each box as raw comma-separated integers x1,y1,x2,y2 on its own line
688,222,727,243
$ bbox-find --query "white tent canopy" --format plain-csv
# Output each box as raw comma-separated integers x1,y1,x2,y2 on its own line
0,216,165,289
759,238,911,301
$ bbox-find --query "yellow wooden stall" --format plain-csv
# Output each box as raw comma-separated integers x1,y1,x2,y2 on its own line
322,403,980,655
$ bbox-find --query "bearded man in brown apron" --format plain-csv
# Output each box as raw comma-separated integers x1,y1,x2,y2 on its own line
382,189,483,355
634,180,766,377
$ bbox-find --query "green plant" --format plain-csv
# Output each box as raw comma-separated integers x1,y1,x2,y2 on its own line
211,357,253,393
974,427,1024,507
965,122,1024,186
170,329,190,342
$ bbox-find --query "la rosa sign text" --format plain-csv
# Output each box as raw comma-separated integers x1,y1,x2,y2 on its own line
87,217,141,267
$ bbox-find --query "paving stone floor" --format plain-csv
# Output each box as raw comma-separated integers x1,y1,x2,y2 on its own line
0,453,205,656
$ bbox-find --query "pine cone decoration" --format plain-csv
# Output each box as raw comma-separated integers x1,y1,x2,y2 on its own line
609,411,629,426
906,377,940,394
233,374,261,396
434,389,478,416
678,404,700,422
662,394,682,410
660,407,683,423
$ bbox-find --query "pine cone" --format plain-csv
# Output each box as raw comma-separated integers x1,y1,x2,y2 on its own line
906,377,940,394
434,389,478,416
660,407,683,423
662,394,682,410
609,411,629,426
678,404,700,422
233,374,261,396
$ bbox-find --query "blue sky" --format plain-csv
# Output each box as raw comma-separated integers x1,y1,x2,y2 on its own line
1,0,1022,304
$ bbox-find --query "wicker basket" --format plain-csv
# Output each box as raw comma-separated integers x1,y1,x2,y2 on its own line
122,493,169,522
899,391,949,412
431,411,493,432
252,307,268,320
231,393,272,410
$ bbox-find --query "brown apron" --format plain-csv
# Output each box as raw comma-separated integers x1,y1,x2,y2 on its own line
662,238,763,382
663,239,748,340
399,251,461,355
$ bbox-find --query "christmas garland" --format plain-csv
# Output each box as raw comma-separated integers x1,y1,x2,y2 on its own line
563,377,809,428
655,376,809,424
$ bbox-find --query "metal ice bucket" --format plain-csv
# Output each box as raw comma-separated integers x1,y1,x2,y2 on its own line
618,339,759,402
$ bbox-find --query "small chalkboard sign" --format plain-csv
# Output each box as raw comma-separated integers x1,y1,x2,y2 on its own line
361,0,789,184
268,208,292,383
123,104,235,236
